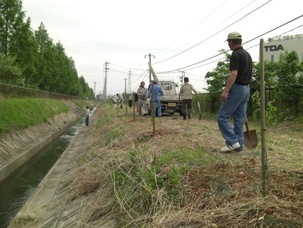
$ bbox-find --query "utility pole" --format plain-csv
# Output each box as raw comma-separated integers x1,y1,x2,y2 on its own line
94,81,96,98
145,53,156,134
180,71,185,85
144,53,155,82
103,61,110,99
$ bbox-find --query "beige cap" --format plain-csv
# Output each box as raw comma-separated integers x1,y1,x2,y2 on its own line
226,32,242,40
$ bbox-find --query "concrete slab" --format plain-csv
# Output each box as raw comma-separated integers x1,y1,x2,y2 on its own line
10,106,98,227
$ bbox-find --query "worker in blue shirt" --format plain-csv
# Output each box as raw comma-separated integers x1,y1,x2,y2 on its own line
147,80,164,117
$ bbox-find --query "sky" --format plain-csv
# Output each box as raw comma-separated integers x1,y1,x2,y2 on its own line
22,0,303,96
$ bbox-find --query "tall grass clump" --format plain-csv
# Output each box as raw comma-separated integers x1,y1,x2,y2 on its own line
95,103,116,129
93,104,126,146
110,147,217,226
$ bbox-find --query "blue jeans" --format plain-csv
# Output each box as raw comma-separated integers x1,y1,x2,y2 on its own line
217,83,250,148
151,99,162,117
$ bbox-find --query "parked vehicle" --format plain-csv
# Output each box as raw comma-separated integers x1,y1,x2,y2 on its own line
148,63,182,115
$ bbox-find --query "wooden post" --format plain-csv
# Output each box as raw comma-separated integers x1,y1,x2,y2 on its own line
124,78,128,114
260,38,268,196
133,92,136,119
151,84,155,134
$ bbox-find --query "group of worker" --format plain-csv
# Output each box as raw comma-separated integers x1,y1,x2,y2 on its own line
136,80,165,117
136,78,197,119
114,31,253,153
135,31,252,153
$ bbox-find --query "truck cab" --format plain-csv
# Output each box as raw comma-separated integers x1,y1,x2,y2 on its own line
158,80,182,115
147,63,183,116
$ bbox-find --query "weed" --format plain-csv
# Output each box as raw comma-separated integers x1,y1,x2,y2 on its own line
8,215,39,228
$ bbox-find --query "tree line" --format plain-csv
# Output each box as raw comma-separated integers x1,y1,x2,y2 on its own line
0,0,94,99
204,49,303,123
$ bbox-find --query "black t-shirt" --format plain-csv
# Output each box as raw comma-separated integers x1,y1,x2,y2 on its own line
229,47,252,85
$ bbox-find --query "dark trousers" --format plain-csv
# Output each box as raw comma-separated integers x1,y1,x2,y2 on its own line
85,115,89,126
182,99,192,118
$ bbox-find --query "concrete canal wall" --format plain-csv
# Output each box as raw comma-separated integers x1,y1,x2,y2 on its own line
0,101,87,182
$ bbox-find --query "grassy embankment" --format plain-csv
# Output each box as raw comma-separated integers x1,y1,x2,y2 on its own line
0,98,88,135
64,103,303,227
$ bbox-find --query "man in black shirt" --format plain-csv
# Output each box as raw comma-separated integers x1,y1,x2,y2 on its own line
217,31,252,152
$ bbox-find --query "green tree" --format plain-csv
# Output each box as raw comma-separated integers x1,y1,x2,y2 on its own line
0,0,39,87
0,0,24,55
248,51,303,121
52,43,81,95
0,55,22,84
12,18,39,88
0,1,95,98
205,50,230,113
78,75,94,99
275,51,303,116
34,23,56,91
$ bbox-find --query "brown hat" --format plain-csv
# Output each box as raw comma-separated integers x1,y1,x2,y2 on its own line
226,32,242,41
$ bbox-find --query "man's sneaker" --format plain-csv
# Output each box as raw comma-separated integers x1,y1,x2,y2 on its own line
235,147,243,153
220,142,241,152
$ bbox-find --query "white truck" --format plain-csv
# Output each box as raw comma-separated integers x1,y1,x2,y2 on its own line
148,63,182,116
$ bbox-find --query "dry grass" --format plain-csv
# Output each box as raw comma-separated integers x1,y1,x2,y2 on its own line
67,104,303,227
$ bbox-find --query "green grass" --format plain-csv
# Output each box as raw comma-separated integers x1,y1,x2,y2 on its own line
73,99,89,109
110,146,219,220
0,98,70,135
156,146,217,167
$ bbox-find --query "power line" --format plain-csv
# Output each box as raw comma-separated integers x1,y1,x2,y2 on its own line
103,14,302,95
157,15,303,74
158,52,223,74
270,24,303,39
110,63,145,71
244,15,303,44
153,0,272,65
193,0,232,28
110,68,145,77
154,0,232,57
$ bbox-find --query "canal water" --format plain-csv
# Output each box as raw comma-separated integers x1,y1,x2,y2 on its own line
0,120,84,228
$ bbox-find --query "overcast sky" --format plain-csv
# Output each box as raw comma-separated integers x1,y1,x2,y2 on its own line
22,0,303,96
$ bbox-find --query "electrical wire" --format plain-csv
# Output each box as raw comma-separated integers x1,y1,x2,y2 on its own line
102,12,302,94
154,0,232,57
243,15,303,45
153,0,272,65
157,15,303,74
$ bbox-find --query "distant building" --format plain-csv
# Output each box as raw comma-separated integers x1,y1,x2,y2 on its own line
264,34,303,62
